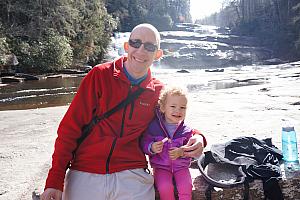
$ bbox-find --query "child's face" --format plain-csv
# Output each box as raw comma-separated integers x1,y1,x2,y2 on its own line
161,94,187,124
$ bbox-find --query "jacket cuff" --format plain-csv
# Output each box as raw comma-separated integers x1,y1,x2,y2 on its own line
45,169,65,192
192,129,207,147
148,142,155,155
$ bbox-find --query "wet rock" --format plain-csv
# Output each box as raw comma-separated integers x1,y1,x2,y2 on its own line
259,87,270,92
263,58,286,65
1,76,25,83
291,102,300,105
31,164,300,199
15,73,39,80
205,68,224,72
177,69,190,73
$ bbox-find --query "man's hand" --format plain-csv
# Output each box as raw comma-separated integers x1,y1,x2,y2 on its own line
181,134,204,158
151,141,164,154
168,147,184,160
40,188,62,200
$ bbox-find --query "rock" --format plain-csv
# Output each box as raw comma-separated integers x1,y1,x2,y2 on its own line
15,73,39,80
46,74,63,79
205,68,224,72
291,101,300,105
32,190,40,200
259,87,270,92
1,76,25,83
177,69,190,73
263,58,286,65
57,69,87,74
190,163,300,200
31,164,300,200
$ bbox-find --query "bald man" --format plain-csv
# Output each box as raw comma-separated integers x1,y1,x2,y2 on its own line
41,23,204,200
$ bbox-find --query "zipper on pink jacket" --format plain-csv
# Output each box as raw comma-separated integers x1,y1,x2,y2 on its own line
169,123,182,173
157,113,184,172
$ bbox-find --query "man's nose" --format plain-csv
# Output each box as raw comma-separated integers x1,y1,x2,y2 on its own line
137,44,147,52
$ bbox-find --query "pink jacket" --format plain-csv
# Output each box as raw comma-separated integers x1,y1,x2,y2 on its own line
141,109,207,172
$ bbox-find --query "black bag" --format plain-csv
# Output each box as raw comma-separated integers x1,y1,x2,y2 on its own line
67,87,145,168
198,137,284,200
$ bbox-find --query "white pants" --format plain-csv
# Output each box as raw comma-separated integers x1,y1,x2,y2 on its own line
62,169,155,200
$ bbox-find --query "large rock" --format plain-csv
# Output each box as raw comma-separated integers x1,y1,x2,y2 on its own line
155,162,300,200
32,163,300,200
159,23,273,69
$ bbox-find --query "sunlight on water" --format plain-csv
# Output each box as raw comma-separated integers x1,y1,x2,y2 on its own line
0,63,298,111
1,23,299,111
0,77,83,111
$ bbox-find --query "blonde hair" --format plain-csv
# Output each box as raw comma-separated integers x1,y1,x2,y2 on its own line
158,86,188,111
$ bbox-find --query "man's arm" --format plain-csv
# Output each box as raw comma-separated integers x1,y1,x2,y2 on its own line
181,130,207,158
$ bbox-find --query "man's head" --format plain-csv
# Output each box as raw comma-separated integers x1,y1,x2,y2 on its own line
124,23,163,79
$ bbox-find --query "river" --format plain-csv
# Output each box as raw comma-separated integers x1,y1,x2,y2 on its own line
0,23,296,111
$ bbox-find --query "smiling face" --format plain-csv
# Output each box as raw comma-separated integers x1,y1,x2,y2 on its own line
161,94,187,124
124,24,163,79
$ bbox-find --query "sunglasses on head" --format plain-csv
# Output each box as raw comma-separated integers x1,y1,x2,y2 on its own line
128,39,158,52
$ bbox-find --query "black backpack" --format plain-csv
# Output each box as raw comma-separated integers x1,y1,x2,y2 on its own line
197,137,284,200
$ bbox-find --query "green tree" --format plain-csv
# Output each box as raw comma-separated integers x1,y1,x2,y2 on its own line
10,30,72,73
200,0,300,60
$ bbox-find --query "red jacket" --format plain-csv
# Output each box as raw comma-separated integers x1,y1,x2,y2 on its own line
45,56,164,191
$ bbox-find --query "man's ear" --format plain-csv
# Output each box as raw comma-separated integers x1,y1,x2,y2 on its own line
155,49,163,60
124,42,129,53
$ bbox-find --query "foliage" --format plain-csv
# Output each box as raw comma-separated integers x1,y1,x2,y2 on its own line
145,14,173,31
106,0,191,31
0,20,10,65
0,0,191,73
197,0,300,60
0,37,9,55
71,0,117,66
39,30,73,72
0,0,117,72
10,30,72,73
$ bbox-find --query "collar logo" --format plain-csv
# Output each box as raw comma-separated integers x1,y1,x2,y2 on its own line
139,101,150,107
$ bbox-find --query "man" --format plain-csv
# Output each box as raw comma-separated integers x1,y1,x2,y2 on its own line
41,23,204,200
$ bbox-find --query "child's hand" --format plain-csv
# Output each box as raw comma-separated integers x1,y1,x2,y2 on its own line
151,141,164,154
168,147,184,160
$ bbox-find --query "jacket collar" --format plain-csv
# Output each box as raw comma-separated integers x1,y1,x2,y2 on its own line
155,107,185,138
112,56,156,91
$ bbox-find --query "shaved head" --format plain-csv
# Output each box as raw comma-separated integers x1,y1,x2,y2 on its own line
124,23,163,79
130,23,161,48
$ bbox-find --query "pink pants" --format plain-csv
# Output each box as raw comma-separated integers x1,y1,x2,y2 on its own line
154,168,192,200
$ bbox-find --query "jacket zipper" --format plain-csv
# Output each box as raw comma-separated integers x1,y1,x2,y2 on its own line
105,86,131,173
170,123,183,173
129,85,136,120
106,138,117,173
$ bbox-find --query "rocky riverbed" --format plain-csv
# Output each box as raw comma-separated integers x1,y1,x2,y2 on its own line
1,61,300,200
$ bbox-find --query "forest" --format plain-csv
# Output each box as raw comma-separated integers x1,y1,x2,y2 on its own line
198,0,300,60
0,0,299,74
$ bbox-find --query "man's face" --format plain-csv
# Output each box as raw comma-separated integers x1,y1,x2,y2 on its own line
124,27,162,78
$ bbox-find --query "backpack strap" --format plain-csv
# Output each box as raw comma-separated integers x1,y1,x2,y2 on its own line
67,87,145,169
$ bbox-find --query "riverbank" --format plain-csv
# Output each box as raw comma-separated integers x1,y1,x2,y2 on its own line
1,64,300,200
0,106,68,200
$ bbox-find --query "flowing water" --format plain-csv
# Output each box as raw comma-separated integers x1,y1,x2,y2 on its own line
0,76,83,111
1,63,299,111
0,23,299,111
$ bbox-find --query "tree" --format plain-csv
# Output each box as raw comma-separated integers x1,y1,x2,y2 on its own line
0,0,117,72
